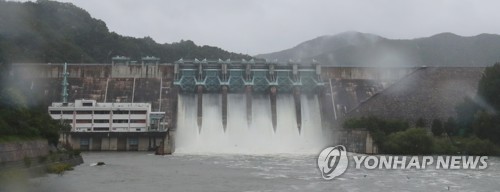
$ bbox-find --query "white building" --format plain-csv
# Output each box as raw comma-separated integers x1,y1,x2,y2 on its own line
48,100,168,151
49,100,153,132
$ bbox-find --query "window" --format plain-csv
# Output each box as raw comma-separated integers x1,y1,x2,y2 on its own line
76,119,92,123
80,138,89,151
94,110,110,114
50,110,61,114
93,127,109,131
76,111,92,114
62,111,74,114
94,119,109,123
130,110,147,114
130,119,146,123
80,138,89,145
128,137,138,151
128,138,138,145
113,110,129,114
82,102,93,107
113,119,129,123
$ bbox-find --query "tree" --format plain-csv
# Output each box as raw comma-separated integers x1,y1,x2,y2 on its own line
444,117,457,136
455,63,500,143
477,63,500,111
471,111,500,145
0,1,253,63
431,119,444,136
343,116,409,146
455,97,481,136
415,118,426,128
383,128,434,155
463,136,499,156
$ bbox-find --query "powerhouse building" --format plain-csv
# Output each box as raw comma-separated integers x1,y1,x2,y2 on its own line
49,99,168,151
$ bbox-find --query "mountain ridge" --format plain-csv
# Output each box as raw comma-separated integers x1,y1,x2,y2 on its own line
0,1,252,63
256,31,500,67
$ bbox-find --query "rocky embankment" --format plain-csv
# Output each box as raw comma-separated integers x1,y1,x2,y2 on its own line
0,139,83,178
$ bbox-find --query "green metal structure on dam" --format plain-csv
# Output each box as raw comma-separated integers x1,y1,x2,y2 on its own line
172,58,325,133
173,58,324,93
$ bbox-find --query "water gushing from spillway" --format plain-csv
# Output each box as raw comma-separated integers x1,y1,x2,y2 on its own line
175,94,332,154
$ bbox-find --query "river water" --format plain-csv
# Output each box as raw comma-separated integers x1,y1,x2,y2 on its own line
18,95,500,191
22,152,500,192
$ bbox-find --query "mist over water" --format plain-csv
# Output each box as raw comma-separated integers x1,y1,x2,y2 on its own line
175,94,332,154
24,153,500,192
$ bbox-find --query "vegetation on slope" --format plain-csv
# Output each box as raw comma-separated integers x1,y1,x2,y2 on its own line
0,60,68,144
344,63,500,155
456,63,500,143
0,0,252,142
0,0,252,63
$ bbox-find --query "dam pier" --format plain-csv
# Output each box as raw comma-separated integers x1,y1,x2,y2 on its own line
173,58,324,133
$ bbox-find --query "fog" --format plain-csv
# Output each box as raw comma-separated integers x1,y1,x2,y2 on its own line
10,0,500,55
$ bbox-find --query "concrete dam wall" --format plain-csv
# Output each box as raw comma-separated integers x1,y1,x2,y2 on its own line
10,64,177,129
10,63,413,130
9,63,484,153
346,67,485,126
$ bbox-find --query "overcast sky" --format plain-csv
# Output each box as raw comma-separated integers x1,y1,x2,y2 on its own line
20,0,500,55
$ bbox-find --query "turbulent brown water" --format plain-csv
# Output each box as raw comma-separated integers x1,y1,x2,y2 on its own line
9,94,499,192
19,152,500,192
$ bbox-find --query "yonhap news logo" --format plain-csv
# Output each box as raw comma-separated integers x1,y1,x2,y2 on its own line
317,145,488,180
317,145,348,180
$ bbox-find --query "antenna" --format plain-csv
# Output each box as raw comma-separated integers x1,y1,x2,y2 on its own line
61,63,69,103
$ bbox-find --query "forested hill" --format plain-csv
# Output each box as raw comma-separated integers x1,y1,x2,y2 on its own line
256,31,500,67
0,1,252,63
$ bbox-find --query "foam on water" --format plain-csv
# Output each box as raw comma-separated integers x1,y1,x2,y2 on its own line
175,93,332,154
27,152,500,192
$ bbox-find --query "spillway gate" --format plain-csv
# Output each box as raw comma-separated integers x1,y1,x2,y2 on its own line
172,58,325,133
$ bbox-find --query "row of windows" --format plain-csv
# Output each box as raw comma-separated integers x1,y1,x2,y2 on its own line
94,111,110,114
112,119,146,123
79,136,143,151
114,119,128,123
130,111,148,114
94,119,109,123
76,127,144,131
50,110,147,115
93,127,109,131
76,119,92,123
77,111,92,114
82,102,93,107
131,119,146,123
68,119,146,124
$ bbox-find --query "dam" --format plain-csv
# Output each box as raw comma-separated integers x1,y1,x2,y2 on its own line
173,59,328,153
9,59,483,154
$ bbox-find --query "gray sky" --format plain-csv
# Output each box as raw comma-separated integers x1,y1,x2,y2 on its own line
24,0,500,55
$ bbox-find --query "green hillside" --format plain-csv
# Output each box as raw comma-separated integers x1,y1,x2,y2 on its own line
0,0,251,63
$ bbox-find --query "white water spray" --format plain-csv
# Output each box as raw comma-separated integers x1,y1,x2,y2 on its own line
175,94,332,154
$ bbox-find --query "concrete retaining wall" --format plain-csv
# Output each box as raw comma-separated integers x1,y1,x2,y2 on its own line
0,139,49,163
338,130,378,154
